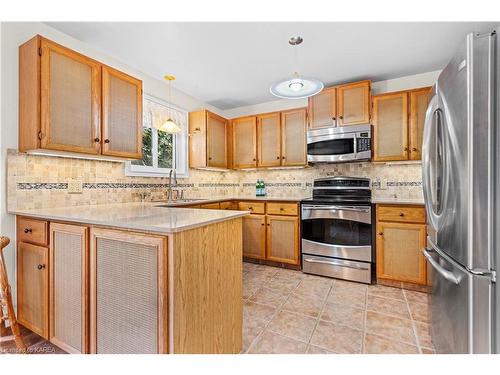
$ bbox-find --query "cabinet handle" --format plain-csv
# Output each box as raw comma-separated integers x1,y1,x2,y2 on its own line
412,147,417,151
378,232,383,236
194,127,201,132
267,223,270,226
253,158,256,161
404,147,408,151
332,116,336,121
37,264,46,270
399,212,405,217
248,207,253,210
339,115,343,120
282,156,286,160
280,208,284,211
261,223,265,226
94,137,100,143
276,156,280,159
24,228,32,234
104,139,110,144
208,157,212,160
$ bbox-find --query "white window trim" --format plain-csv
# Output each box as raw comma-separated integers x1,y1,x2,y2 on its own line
125,94,189,178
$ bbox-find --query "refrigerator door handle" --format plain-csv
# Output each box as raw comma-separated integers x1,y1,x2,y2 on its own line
423,248,460,285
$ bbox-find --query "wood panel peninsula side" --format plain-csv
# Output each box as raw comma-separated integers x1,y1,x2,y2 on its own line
11,202,246,354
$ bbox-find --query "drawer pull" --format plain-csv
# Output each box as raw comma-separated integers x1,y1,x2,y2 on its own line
37,264,46,270
304,258,368,271
280,208,284,211
24,228,32,234
104,139,110,144
378,232,383,236
399,212,405,217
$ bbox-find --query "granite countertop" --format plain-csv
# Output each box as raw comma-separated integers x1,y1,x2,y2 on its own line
153,195,308,206
371,197,425,205
9,202,249,234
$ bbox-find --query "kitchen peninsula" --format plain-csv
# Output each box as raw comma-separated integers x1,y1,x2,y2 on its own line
9,202,247,354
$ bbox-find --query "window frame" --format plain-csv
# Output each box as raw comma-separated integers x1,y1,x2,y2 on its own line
125,94,189,178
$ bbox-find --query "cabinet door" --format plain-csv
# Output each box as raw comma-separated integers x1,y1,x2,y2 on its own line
206,111,227,168
281,108,307,166
17,242,49,338
372,92,409,161
242,214,266,260
337,81,371,126
102,66,143,159
376,222,427,284
40,38,101,154
89,228,167,354
266,215,299,265
257,112,281,167
232,116,257,168
308,87,336,129
409,88,431,160
49,223,88,354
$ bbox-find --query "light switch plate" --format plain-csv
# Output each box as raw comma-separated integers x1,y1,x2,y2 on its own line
68,180,83,194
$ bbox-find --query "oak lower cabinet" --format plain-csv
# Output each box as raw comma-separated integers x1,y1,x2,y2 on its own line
240,201,300,266
242,214,266,259
266,215,299,264
376,205,427,286
49,223,88,353
89,228,168,354
17,241,49,338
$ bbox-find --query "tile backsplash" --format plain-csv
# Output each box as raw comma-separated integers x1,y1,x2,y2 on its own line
7,149,423,211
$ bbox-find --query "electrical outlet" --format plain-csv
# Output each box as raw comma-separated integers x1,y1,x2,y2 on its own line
68,180,83,194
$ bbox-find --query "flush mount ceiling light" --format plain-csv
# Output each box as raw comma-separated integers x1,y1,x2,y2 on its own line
269,36,323,99
159,75,182,134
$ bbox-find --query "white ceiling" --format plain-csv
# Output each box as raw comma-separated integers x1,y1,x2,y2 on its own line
47,22,497,110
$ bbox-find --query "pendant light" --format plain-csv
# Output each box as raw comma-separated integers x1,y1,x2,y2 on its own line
270,36,323,99
159,75,182,134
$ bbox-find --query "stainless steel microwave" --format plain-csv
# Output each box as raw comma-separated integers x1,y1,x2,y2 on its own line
306,124,371,163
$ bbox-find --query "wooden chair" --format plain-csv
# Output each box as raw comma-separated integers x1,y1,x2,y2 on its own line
0,236,27,353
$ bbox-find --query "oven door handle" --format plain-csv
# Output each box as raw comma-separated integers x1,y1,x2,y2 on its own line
302,206,370,213
304,258,369,271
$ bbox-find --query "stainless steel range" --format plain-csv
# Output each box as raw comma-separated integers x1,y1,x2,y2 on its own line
301,177,373,284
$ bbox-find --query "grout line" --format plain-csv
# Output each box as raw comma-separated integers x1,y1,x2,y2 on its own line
305,279,335,352
361,288,368,354
403,289,422,354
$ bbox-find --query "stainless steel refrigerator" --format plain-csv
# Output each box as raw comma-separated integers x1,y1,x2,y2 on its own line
422,29,498,354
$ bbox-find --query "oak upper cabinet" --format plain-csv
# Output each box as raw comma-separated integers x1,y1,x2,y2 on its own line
308,86,336,129
409,88,431,160
242,214,266,260
372,92,409,161
266,215,299,265
89,228,168,354
189,110,228,169
232,116,258,169
376,205,427,285
257,112,281,167
19,35,142,159
101,66,142,159
49,223,88,354
337,81,371,126
17,241,49,338
281,108,307,166
372,87,431,162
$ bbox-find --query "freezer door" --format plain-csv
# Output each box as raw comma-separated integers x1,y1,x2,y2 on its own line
424,240,493,353
422,32,495,271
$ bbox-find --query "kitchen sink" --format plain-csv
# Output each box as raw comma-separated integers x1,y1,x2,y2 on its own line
154,199,207,207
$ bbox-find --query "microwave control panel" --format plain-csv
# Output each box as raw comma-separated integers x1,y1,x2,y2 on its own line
356,132,371,152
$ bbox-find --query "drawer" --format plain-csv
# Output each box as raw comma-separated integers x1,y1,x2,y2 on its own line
377,205,426,223
302,254,372,284
199,202,221,209
237,201,265,214
266,202,298,216
219,201,236,210
17,217,48,246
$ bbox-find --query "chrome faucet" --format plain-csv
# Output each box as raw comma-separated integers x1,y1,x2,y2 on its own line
167,169,178,202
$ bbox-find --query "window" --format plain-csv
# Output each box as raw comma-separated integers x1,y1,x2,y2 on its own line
126,94,188,177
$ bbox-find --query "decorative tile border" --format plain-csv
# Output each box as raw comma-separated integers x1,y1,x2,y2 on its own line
17,183,68,190
386,181,422,187
198,183,240,187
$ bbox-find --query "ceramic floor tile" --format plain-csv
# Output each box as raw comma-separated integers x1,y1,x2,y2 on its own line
404,289,429,305
267,310,317,342
408,301,431,323
363,333,419,354
366,295,411,319
320,302,365,330
282,292,326,318
327,288,366,309
294,276,333,300
265,275,301,292
334,279,368,294
310,321,363,354
243,281,261,299
365,310,416,345
243,300,277,322
243,316,268,353
368,284,405,300
249,287,291,307
413,321,434,349
306,344,336,354
248,330,307,354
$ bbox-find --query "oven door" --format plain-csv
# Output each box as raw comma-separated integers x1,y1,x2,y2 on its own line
301,204,372,262
307,132,357,163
